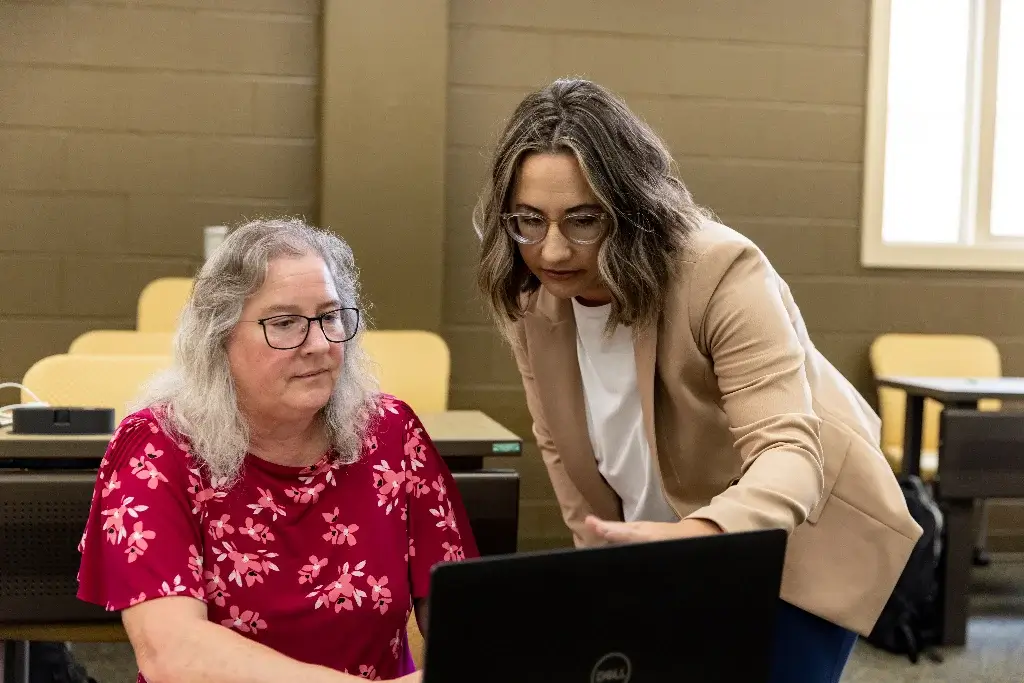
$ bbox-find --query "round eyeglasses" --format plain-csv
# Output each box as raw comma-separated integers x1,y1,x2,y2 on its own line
248,307,360,350
500,211,610,246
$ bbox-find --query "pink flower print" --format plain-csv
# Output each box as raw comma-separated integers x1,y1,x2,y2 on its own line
240,518,275,544
429,504,458,533
308,561,366,612
188,545,204,581
372,461,405,515
148,422,160,434
129,592,147,606
324,523,359,546
390,629,402,658
298,459,324,477
159,575,187,597
432,475,448,502
326,573,355,612
254,549,280,575
357,665,381,680
406,538,415,562
247,487,287,521
225,546,265,588
102,496,149,545
134,459,169,489
209,514,234,539
365,435,379,454
378,395,400,416
124,521,155,563
143,441,163,459
204,566,230,606
286,482,326,504
298,556,328,584
406,474,429,498
442,542,465,562
189,587,205,601
101,471,121,498
221,605,267,634
368,576,392,615
403,424,427,471
186,472,203,499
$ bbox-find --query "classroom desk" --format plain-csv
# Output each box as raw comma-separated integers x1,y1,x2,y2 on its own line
875,376,1024,647
0,411,521,651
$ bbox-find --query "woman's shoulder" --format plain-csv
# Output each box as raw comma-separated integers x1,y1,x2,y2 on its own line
366,395,417,443
103,407,192,473
679,219,762,266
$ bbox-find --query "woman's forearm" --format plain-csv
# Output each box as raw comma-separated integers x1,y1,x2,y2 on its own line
138,618,370,683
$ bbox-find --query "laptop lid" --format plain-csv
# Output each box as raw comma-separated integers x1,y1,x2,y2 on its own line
423,528,786,683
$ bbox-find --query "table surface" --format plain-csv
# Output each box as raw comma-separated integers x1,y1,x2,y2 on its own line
876,376,1024,402
0,410,522,458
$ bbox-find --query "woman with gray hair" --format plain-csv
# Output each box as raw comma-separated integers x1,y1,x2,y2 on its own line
475,78,921,683
77,218,477,683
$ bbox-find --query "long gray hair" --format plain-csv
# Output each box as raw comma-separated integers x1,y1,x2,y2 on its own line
474,78,712,340
137,217,380,484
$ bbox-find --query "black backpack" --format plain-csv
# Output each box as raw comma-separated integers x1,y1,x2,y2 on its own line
865,475,945,663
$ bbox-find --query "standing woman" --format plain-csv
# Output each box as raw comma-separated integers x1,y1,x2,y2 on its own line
474,78,921,683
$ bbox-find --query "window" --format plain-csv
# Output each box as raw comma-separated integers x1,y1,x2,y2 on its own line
862,0,1024,270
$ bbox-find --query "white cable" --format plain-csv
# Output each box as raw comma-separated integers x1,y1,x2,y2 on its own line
0,382,43,403
0,382,49,429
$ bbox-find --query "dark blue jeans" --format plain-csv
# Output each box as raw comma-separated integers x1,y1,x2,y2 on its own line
769,600,858,683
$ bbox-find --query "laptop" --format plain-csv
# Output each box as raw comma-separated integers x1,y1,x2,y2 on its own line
423,528,786,683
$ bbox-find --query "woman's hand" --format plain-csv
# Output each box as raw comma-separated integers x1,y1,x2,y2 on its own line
584,515,723,544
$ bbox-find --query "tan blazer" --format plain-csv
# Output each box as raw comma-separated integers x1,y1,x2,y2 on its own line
512,220,922,637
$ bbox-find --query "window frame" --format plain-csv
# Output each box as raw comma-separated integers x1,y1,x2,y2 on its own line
861,0,1024,271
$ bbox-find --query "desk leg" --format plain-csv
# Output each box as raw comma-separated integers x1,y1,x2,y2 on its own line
942,401,990,566
900,395,925,477
938,498,973,646
1,641,29,683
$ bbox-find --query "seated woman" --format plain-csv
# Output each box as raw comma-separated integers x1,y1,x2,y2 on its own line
77,218,477,683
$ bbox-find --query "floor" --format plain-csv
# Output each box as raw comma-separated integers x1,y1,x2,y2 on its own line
69,559,1024,683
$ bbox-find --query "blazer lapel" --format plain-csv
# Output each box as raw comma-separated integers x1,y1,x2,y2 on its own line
523,291,621,522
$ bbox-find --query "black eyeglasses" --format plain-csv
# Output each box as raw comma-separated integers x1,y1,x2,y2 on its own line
247,307,360,350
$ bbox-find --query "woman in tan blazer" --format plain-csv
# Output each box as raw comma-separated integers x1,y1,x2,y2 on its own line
474,79,922,683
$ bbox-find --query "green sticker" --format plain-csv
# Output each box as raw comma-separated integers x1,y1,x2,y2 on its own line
491,442,521,453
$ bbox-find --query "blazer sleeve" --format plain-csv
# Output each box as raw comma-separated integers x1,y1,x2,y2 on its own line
685,240,825,535
511,325,598,548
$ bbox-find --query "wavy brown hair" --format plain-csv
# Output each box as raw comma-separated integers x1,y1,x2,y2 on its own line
474,78,711,341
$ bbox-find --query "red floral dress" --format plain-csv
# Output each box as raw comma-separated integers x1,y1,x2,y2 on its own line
76,396,478,682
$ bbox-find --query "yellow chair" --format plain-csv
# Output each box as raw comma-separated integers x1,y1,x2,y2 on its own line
21,354,172,423
362,330,450,414
69,330,175,356
408,613,425,669
137,277,194,333
869,333,1002,480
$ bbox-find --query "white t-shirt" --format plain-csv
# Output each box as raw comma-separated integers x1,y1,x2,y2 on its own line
572,299,680,523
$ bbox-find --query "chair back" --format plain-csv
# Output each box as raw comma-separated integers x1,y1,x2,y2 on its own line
869,334,1002,455
361,330,450,414
137,277,193,332
21,354,171,422
69,330,175,356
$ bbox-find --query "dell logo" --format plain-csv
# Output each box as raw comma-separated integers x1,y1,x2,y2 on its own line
591,652,632,683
